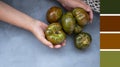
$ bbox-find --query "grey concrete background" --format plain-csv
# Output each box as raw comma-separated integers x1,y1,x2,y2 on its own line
0,0,100,67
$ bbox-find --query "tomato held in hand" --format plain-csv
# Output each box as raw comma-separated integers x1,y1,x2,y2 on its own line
73,8,89,26
45,23,66,45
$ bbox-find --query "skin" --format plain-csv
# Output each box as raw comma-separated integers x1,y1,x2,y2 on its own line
0,0,93,48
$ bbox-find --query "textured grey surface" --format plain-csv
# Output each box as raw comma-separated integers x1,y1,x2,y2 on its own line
0,0,100,67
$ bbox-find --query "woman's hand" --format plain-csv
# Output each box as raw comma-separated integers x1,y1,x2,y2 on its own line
0,1,66,48
57,0,93,22
31,20,66,48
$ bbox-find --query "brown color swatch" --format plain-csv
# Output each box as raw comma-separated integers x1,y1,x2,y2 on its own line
101,34,120,49
101,16,120,31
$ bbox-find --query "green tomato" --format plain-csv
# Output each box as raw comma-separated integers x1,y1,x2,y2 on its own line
74,24,83,34
61,12,76,35
46,6,63,23
45,23,66,45
75,32,92,49
73,8,89,26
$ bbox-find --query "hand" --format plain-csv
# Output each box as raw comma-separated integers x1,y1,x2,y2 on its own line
57,0,93,22
0,2,66,48
31,20,66,48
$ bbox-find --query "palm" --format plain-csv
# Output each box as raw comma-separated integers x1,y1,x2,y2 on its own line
32,21,66,48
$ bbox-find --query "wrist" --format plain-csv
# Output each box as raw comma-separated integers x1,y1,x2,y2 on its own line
28,19,38,32
30,19,43,33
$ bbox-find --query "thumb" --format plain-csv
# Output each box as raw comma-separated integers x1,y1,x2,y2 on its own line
86,7,93,23
39,37,54,48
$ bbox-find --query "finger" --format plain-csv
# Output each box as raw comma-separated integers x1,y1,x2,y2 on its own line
39,37,54,48
42,25,48,31
54,45,62,48
89,9,93,23
42,23,48,28
40,22,48,31
84,9,93,23
62,40,66,46
65,7,72,11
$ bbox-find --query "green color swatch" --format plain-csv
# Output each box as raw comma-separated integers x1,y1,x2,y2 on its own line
101,51,120,67
101,0,120,14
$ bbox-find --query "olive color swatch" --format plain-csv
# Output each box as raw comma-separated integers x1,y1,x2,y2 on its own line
101,0,120,14
101,51,120,67
101,34,120,49
101,16,120,31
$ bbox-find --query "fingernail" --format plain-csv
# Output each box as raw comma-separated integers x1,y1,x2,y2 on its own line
49,45,53,48
55,45,61,48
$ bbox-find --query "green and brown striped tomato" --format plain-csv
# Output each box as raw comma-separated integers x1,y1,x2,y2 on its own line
75,32,92,49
